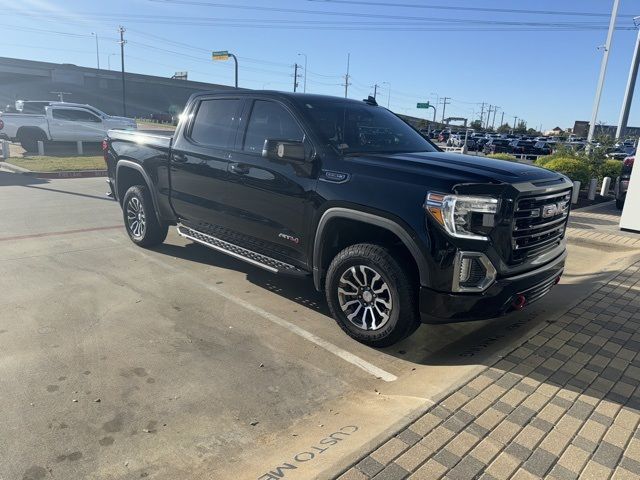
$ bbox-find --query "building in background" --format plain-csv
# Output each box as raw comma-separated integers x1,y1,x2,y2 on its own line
0,56,233,118
573,120,640,139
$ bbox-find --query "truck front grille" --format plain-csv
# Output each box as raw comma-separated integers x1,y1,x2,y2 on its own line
512,189,571,261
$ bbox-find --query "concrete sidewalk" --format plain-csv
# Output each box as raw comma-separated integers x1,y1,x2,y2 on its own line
339,206,640,480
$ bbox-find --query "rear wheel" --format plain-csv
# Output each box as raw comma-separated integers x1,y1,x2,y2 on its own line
18,129,46,152
325,243,420,347
122,185,168,247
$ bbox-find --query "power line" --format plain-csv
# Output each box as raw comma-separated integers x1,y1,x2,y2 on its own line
305,0,636,18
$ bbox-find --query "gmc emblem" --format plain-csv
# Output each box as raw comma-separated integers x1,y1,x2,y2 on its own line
541,201,567,219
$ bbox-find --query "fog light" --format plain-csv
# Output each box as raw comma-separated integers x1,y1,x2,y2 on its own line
512,294,527,310
452,251,497,292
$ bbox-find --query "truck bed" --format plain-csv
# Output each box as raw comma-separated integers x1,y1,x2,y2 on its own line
108,128,173,148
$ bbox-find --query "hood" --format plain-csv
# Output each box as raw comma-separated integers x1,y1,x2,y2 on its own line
348,151,563,185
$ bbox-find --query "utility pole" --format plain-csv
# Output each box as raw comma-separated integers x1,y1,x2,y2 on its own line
513,116,519,133
479,102,485,128
372,83,380,100
343,53,351,98
118,26,127,117
91,32,100,70
616,17,640,139
297,53,308,93
485,105,493,129
441,96,451,123
500,111,505,128
588,0,620,144
293,63,300,92
383,81,391,109
492,106,499,130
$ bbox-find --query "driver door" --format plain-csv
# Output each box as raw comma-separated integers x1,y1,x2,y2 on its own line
222,99,317,264
49,107,104,141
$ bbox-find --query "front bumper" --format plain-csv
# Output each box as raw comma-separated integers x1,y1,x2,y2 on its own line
419,250,566,323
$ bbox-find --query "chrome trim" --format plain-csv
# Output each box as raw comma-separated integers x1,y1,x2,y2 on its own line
452,251,497,293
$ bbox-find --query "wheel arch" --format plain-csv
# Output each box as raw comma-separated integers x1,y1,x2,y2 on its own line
312,207,429,291
16,126,48,140
115,160,162,223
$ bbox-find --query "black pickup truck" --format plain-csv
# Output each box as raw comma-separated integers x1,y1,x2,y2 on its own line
105,91,571,347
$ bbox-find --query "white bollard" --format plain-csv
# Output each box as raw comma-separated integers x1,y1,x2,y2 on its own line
572,181,581,204
37,140,45,156
76,141,83,155
1,140,8,160
587,178,598,200
600,177,612,197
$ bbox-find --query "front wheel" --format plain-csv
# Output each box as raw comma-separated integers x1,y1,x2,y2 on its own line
325,243,420,347
122,185,168,247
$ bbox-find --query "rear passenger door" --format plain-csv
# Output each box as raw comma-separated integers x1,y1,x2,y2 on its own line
223,99,317,264
169,96,243,229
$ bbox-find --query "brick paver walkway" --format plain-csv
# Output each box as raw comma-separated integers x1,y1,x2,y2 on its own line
339,259,640,480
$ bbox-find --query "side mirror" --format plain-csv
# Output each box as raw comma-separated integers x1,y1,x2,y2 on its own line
262,139,306,163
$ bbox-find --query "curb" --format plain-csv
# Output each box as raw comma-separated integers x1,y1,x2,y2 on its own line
331,250,640,480
0,161,107,179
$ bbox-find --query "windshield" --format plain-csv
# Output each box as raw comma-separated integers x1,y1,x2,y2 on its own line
298,100,437,155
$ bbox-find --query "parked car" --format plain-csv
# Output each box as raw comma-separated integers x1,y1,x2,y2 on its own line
105,90,571,347
616,156,634,210
483,138,513,155
607,146,635,160
437,130,450,143
509,140,538,158
532,141,554,156
0,102,137,151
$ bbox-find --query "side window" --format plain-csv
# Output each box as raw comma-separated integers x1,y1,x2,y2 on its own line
52,109,100,122
190,99,241,148
52,109,73,120
243,100,304,153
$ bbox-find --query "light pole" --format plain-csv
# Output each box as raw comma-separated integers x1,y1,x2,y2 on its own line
587,0,620,144
297,53,307,93
108,53,117,70
382,81,391,109
91,32,100,70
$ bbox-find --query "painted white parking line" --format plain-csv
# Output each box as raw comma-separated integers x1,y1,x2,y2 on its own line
135,247,398,382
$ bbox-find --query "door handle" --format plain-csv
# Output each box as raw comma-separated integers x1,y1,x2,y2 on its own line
172,154,188,163
229,163,250,175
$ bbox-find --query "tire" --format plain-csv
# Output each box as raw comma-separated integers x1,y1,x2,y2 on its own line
19,129,46,152
122,185,168,247
616,197,625,210
325,243,420,347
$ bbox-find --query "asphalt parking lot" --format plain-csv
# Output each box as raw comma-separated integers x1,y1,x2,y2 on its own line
0,172,636,480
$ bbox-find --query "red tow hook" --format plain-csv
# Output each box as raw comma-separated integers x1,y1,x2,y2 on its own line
512,294,527,310
554,276,561,285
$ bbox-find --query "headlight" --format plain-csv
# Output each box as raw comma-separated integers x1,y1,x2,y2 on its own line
425,193,499,240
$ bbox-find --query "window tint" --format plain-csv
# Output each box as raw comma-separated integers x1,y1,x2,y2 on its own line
190,99,241,148
52,108,100,122
243,101,304,153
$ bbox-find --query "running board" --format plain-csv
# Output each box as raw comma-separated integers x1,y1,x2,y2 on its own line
177,225,308,276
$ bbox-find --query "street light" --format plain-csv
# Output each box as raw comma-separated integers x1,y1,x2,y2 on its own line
382,81,391,109
91,32,100,70
297,53,308,93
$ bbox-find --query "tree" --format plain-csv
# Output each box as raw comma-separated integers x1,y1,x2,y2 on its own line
469,119,483,130
496,123,511,133
514,120,527,133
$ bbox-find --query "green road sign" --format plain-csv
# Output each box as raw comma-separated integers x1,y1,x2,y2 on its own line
212,51,230,60
416,102,431,109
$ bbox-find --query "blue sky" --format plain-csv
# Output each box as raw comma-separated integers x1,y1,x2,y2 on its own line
2,0,640,131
